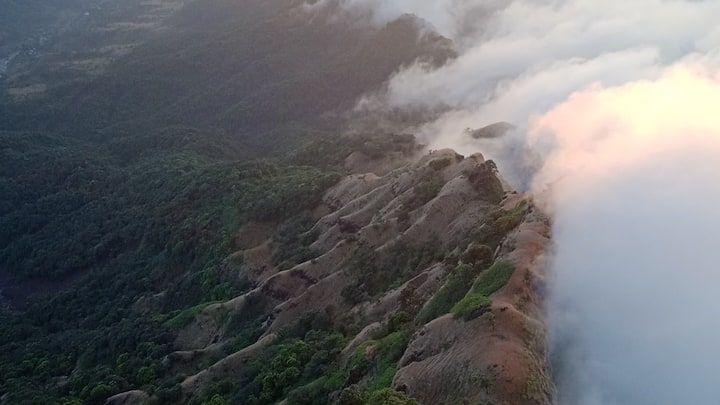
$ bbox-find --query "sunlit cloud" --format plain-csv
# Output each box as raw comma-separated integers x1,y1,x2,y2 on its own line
308,0,720,403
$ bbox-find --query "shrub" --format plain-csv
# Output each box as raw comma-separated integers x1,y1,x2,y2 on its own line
387,311,412,333
349,331,410,392
451,293,491,321
428,157,453,171
366,389,420,405
495,200,528,235
404,172,445,211
460,243,493,267
87,383,113,403
272,215,319,269
285,369,348,405
162,302,215,330
416,263,482,324
205,394,226,405
472,260,515,297
336,385,365,405
347,240,441,297
468,200,529,250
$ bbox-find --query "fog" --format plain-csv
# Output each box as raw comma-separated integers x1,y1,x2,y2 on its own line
310,1,720,403
534,67,720,404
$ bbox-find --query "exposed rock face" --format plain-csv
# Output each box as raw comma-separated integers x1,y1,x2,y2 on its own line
180,334,278,395
104,390,149,405
116,147,553,404
465,122,516,140
393,206,553,405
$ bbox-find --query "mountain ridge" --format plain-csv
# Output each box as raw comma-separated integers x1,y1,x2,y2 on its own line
105,147,553,404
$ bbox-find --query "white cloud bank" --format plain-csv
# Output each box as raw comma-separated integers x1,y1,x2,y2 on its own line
309,0,720,403
534,66,720,404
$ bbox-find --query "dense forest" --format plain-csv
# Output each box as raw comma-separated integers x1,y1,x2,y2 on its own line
0,0,456,403
0,128,414,404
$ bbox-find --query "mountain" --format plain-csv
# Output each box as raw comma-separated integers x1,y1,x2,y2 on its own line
126,148,555,405
0,1,553,404
0,0,453,152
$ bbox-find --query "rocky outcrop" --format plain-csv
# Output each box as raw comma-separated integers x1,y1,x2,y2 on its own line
119,147,553,404
465,122,516,139
104,390,149,405
180,334,278,395
393,204,553,405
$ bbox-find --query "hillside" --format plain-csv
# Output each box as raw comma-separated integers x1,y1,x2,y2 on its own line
0,1,554,404
106,148,554,405
0,0,453,154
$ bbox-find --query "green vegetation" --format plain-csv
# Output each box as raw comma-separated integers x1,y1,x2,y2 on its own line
0,131,342,403
428,157,454,171
405,171,446,211
343,239,442,302
525,368,547,403
467,200,529,252
416,263,481,324
495,200,529,233
396,169,446,228
460,243,494,268
286,369,348,405
451,293,492,321
350,331,411,392
186,320,338,403
337,385,366,405
450,260,515,322
0,130,339,282
272,215,320,270
416,242,495,324
248,312,411,405
290,133,419,171
472,260,516,297
162,302,217,330
366,388,421,405
0,0,454,403
185,330,346,405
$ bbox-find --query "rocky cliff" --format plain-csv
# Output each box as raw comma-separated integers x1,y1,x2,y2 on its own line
109,146,554,405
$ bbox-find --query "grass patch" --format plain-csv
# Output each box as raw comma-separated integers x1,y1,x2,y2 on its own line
525,368,548,402
416,263,481,324
162,301,217,330
350,331,410,390
451,260,514,321
418,258,515,324
472,260,515,296
366,388,420,405
370,365,397,392
272,214,319,270
494,199,528,234
468,200,529,250
224,331,346,405
404,170,445,211
345,239,442,298
285,369,349,405
451,293,491,321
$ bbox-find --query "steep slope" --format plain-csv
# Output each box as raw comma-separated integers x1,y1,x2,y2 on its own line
0,2,455,400
393,199,553,405
0,0,454,155
108,146,553,404
0,3,554,404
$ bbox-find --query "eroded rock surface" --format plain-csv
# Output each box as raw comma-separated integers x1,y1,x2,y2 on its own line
116,147,554,404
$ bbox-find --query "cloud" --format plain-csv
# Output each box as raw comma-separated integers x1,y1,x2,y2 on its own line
522,64,720,404
308,0,720,403
339,0,720,189
532,65,720,404
305,0,503,41
531,64,720,204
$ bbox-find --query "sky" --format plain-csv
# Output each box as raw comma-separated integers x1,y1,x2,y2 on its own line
309,1,720,403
